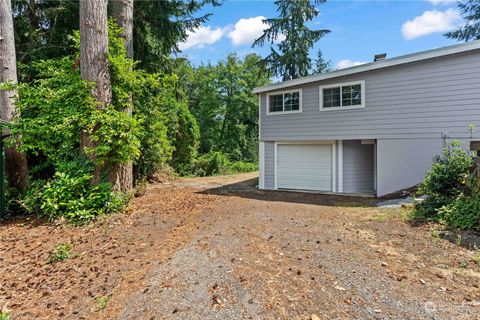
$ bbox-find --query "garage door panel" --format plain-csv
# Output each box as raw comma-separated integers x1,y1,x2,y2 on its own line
277,144,333,191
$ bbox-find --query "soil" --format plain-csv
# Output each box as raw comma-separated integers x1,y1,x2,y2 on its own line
1,172,479,320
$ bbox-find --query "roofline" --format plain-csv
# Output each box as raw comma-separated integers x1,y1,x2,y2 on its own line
253,40,480,94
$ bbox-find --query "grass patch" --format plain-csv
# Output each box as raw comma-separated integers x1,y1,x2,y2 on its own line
49,243,72,263
96,296,109,311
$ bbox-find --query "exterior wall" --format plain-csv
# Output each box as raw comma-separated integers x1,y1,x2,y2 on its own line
264,141,275,189
343,140,375,193
376,138,446,196
259,50,480,142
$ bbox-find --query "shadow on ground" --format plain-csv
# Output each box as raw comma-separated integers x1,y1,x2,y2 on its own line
200,177,378,208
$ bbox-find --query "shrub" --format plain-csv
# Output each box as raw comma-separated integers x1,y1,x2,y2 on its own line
22,159,128,224
225,161,258,174
193,151,258,177
414,141,473,220
194,151,230,176
438,190,480,231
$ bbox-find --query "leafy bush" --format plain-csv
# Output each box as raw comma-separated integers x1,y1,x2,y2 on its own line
194,151,230,176
22,159,128,224
225,161,258,174
414,141,473,220
438,190,480,231
193,151,257,177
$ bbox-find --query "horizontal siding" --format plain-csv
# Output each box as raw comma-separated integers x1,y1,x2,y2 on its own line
260,50,480,141
264,142,275,189
342,141,374,193
376,138,445,196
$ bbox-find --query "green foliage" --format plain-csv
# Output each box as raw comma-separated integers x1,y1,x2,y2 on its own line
313,49,331,74
253,0,330,80
169,103,200,175
445,0,480,41
184,53,269,164
438,190,480,231
133,73,175,180
0,310,10,320
22,159,128,224
414,141,473,219
194,151,258,177
133,0,221,72
95,296,109,311
49,243,72,263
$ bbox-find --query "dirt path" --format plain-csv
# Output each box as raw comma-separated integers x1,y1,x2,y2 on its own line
1,173,479,319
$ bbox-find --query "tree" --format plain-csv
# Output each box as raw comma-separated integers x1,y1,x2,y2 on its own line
253,0,330,81
445,0,480,41
133,0,221,72
313,49,331,74
79,0,111,184
109,0,133,191
186,53,270,162
0,0,29,191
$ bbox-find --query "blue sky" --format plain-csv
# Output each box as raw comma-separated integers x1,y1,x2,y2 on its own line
178,0,464,69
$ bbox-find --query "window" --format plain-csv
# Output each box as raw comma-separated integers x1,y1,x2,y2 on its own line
320,81,365,110
267,90,301,114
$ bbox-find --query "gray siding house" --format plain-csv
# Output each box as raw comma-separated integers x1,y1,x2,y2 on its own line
254,40,480,197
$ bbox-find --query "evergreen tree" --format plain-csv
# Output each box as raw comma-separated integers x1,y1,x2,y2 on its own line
445,0,480,41
253,0,330,81
313,49,331,74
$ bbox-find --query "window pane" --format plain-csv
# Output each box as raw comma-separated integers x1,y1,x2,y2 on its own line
341,84,362,107
323,87,340,108
284,92,300,111
269,94,283,112
351,84,362,105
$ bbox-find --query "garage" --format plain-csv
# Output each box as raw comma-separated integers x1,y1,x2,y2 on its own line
276,144,334,191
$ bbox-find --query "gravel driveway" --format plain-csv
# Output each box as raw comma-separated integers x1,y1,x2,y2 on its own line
120,174,479,320
1,173,479,319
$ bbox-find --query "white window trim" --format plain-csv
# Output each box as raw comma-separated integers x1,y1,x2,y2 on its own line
319,80,365,111
266,89,302,116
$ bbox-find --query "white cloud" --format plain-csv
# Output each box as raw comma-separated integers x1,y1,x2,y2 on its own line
426,0,456,5
229,16,267,46
335,59,367,70
401,9,461,40
179,25,226,50
228,16,285,46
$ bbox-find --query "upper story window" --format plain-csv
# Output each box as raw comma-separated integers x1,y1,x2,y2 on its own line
320,80,365,111
267,89,302,115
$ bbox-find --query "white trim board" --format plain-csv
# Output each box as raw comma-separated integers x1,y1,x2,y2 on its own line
319,80,366,112
266,88,303,116
254,40,480,94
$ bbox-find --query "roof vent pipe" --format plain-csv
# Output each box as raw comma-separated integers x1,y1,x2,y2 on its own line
374,53,387,61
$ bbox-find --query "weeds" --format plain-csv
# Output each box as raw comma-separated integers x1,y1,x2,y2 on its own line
96,296,109,311
49,243,72,263
471,251,480,266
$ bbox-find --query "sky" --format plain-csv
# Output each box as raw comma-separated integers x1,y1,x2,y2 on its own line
177,0,465,69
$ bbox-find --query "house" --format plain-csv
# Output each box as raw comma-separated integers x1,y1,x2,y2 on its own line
254,40,480,197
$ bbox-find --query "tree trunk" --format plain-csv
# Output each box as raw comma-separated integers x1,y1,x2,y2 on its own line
80,0,111,185
0,0,29,192
109,0,133,192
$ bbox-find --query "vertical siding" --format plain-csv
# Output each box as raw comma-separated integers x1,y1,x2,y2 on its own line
264,142,275,189
342,140,375,193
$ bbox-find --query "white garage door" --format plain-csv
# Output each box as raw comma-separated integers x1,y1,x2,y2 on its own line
277,144,333,191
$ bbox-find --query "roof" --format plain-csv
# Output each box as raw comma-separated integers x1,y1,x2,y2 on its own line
253,40,480,94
